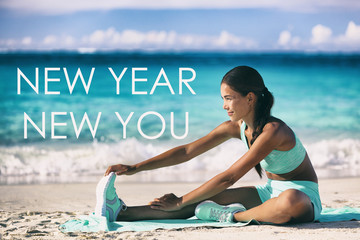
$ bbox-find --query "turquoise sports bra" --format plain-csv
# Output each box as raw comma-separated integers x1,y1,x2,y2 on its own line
240,121,306,174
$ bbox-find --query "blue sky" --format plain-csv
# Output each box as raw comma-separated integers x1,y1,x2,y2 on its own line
0,0,359,52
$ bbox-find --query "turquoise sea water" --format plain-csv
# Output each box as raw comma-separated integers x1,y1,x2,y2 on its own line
0,52,359,184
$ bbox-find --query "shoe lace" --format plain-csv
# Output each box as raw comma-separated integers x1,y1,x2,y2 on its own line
210,208,231,222
218,212,231,222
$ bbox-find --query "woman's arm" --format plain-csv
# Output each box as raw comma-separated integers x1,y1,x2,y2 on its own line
150,123,281,210
105,121,240,176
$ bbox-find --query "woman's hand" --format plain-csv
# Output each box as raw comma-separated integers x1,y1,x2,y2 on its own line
149,193,183,211
105,164,137,176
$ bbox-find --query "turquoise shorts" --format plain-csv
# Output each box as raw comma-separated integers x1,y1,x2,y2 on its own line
255,179,322,221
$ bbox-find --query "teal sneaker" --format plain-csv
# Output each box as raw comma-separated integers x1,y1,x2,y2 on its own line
95,172,127,222
195,200,246,223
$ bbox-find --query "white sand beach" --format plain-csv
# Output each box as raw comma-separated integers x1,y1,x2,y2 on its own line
0,178,359,240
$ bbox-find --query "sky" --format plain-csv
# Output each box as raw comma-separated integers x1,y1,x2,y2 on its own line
0,0,359,52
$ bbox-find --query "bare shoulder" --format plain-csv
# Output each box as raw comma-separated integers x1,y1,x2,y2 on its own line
212,120,241,139
262,118,295,149
263,117,290,133
263,120,283,134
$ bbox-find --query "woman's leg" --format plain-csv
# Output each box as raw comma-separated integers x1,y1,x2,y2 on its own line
117,187,314,224
116,204,196,221
233,189,315,224
116,186,261,221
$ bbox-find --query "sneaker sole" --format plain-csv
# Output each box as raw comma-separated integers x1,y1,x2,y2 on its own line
95,172,116,217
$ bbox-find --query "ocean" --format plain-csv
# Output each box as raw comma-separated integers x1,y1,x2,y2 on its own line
0,52,359,184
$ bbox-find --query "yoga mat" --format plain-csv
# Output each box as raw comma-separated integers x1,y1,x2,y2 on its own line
59,215,257,233
59,207,360,233
317,207,360,222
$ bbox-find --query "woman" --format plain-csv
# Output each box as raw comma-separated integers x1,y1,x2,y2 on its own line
95,66,322,224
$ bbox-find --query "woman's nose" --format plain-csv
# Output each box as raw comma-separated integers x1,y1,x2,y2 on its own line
223,102,228,110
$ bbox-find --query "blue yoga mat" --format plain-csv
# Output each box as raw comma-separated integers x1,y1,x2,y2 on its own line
59,207,360,233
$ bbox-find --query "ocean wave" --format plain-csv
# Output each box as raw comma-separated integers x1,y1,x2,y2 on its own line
305,139,360,169
0,138,359,184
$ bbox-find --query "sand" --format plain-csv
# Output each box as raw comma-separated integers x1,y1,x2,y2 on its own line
0,178,359,239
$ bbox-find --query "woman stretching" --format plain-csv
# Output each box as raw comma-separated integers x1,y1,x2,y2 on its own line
94,66,322,224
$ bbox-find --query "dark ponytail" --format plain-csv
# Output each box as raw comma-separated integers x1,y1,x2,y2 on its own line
221,66,274,178
250,87,274,178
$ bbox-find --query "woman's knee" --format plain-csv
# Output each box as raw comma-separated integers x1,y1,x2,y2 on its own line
275,189,314,223
278,189,307,207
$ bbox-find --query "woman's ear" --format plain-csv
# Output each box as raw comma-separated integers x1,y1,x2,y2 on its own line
247,92,255,103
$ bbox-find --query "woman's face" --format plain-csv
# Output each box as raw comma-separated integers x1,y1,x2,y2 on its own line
221,83,252,122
